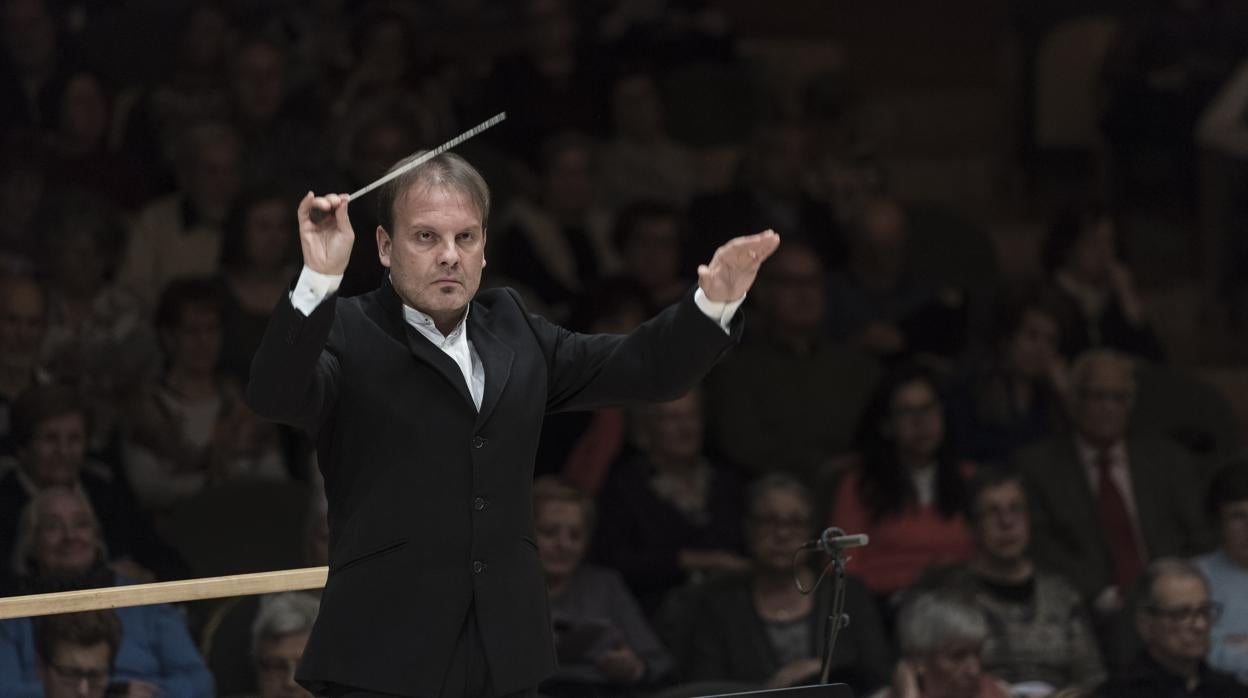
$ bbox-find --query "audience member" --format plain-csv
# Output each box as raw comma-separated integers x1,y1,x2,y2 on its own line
0,0,69,133
125,278,286,511
597,72,696,209
683,474,891,694
1015,349,1209,617
688,122,843,269
594,390,747,614
46,70,151,210
0,274,47,448
921,470,1106,695
0,486,214,697
0,384,181,582
216,188,300,382
119,120,242,309
35,191,158,450
949,290,1068,467
705,242,880,480
1193,459,1248,684
869,591,1010,698
33,610,121,698
1097,559,1248,697
494,132,619,320
825,196,967,362
252,592,319,698
534,476,674,697
832,364,975,600
1040,202,1164,362
612,200,690,313
0,140,48,273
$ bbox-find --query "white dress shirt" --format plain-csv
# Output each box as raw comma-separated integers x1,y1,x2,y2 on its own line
290,266,743,412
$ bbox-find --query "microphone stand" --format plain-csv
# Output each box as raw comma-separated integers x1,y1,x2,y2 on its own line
818,543,851,685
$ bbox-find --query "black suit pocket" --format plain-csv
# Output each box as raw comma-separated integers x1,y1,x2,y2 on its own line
331,538,408,576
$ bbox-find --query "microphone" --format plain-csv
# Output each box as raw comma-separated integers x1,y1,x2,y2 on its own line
805,527,869,553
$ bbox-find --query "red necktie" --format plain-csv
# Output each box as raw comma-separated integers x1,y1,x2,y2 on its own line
1096,449,1145,593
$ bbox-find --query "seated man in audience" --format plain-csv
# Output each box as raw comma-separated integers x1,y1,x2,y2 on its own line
922,470,1106,695
705,242,880,481
1098,559,1248,697
593,389,748,613
869,591,1010,698
252,592,319,698
34,610,121,698
1014,349,1208,622
1194,459,1248,683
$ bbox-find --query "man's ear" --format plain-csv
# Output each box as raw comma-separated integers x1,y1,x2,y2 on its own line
482,226,488,268
376,226,392,268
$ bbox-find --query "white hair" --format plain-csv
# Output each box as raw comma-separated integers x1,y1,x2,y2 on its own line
250,592,319,659
897,591,988,656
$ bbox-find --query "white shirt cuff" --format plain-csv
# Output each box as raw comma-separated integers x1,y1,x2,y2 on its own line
290,265,343,316
694,287,744,333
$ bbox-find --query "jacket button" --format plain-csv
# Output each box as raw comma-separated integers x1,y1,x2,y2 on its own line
472,436,487,449
473,497,487,511
473,560,485,573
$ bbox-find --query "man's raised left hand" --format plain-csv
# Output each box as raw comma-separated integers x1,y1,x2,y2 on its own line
697,230,781,302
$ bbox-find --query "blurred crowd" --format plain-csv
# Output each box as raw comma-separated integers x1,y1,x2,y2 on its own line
2,0,1248,697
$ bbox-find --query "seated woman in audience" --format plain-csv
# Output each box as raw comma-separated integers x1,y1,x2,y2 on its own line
832,364,975,601
949,290,1068,467
215,188,299,382
124,278,287,511
921,470,1106,696
593,390,748,613
533,476,674,697
1194,459,1248,683
870,591,1011,698
0,486,214,697
1041,201,1164,361
684,474,892,694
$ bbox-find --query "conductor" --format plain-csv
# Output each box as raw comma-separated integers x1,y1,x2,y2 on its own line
246,151,779,697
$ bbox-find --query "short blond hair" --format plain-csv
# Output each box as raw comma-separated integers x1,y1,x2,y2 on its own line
532,475,596,532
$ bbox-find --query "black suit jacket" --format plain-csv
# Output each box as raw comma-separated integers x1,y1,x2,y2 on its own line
245,281,741,696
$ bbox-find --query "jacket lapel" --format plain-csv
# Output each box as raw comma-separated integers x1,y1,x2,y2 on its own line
468,303,513,428
374,279,477,413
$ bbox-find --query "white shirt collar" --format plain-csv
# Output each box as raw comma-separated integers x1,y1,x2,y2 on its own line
401,303,470,344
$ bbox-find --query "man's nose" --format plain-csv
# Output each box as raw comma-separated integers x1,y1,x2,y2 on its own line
437,239,460,266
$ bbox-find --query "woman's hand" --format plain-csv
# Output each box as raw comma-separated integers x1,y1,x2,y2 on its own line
595,644,645,683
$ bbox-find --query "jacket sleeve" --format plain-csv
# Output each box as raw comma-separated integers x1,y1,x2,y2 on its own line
0,620,41,698
245,295,344,436
523,287,743,413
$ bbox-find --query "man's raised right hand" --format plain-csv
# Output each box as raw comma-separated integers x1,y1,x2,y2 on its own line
299,191,355,276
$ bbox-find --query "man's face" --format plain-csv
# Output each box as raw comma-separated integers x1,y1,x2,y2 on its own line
34,488,98,578
378,185,485,327
1008,309,1060,380
889,380,945,463
637,393,703,464
0,278,46,372
255,632,312,698
38,641,111,698
1072,356,1134,446
233,43,285,123
21,413,87,489
972,482,1030,565
185,136,240,223
1138,574,1214,666
759,248,825,335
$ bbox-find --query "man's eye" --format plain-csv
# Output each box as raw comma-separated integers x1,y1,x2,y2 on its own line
417,231,434,241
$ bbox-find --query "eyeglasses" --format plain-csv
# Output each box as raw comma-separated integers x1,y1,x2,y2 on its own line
1146,602,1223,625
47,662,109,688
